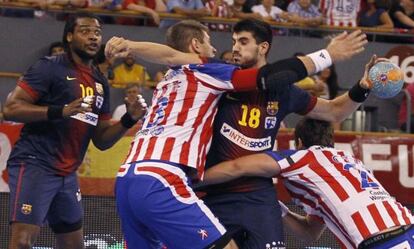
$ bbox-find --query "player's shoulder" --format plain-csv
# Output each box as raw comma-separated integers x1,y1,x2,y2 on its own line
266,149,297,161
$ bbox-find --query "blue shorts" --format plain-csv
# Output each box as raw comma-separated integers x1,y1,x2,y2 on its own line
203,187,285,249
7,160,83,229
359,225,414,249
115,161,227,249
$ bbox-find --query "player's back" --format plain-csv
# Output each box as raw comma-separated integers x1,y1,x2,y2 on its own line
124,63,241,178
275,146,414,248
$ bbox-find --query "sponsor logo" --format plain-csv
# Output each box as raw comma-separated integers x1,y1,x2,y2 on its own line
265,117,277,129
95,82,104,95
136,126,165,137
71,112,99,126
96,96,104,109
66,76,76,81
198,229,208,240
266,101,278,115
21,203,32,215
220,123,272,151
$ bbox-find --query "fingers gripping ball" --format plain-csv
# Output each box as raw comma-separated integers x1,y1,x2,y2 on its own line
368,62,404,99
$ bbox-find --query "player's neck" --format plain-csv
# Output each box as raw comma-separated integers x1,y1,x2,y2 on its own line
71,51,93,68
254,59,267,69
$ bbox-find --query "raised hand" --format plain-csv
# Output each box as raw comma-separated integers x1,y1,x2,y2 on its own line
359,55,391,89
105,37,131,60
326,30,368,62
125,94,148,121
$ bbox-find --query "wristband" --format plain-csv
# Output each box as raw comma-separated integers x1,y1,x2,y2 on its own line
47,105,64,120
307,49,332,73
348,82,370,103
278,201,289,217
120,113,138,129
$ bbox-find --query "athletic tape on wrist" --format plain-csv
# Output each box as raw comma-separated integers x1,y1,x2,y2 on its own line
120,113,138,129
348,82,370,103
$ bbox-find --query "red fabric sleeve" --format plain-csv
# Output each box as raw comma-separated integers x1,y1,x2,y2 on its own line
17,80,39,101
231,68,258,91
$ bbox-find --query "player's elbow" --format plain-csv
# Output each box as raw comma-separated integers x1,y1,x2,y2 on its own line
3,101,19,121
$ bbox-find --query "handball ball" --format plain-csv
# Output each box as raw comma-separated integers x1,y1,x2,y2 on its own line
368,61,404,99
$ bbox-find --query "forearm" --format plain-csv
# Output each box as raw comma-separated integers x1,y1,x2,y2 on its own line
202,161,244,185
3,101,48,123
282,212,325,242
128,41,202,65
92,122,128,150
307,92,361,122
128,4,156,15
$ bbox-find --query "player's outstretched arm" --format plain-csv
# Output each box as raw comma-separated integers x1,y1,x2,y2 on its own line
305,55,388,123
105,37,202,65
92,95,147,150
257,30,367,92
201,153,281,185
279,201,326,242
3,86,92,123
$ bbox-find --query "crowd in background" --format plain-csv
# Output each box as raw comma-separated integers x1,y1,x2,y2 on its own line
0,0,414,32
0,0,414,131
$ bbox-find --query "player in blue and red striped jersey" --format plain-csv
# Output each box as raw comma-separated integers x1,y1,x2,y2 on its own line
201,117,414,249
3,13,146,249
105,19,368,249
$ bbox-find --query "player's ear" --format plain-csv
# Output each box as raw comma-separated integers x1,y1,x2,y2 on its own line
66,32,73,43
190,38,200,54
258,42,269,57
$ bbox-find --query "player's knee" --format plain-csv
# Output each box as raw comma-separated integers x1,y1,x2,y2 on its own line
50,219,83,234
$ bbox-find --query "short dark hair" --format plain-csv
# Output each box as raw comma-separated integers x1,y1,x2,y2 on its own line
166,20,209,52
294,118,334,148
62,12,102,50
233,19,273,48
48,41,64,56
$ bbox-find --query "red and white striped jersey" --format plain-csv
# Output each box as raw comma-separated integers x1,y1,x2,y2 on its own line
319,0,361,27
124,63,255,179
273,146,414,248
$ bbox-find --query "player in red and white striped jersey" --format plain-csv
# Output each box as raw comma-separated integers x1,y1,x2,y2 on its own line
202,118,414,249
319,0,362,27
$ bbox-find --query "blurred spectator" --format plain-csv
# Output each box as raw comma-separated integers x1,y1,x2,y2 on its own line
123,0,166,26
220,50,233,63
87,0,122,10
314,65,339,100
286,0,323,26
95,44,115,80
358,0,393,28
18,0,87,8
389,0,414,29
159,0,210,28
112,84,141,120
399,83,414,132
48,41,65,56
204,0,232,31
251,0,288,21
230,0,263,19
319,0,362,26
112,54,150,88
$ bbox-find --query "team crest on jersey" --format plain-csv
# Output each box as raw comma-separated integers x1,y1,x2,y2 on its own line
265,117,277,129
21,204,32,215
96,96,104,109
95,82,104,95
266,101,278,115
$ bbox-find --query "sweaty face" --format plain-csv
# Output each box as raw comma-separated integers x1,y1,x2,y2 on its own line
69,17,102,60
197,31,217,58
232,31,260,69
